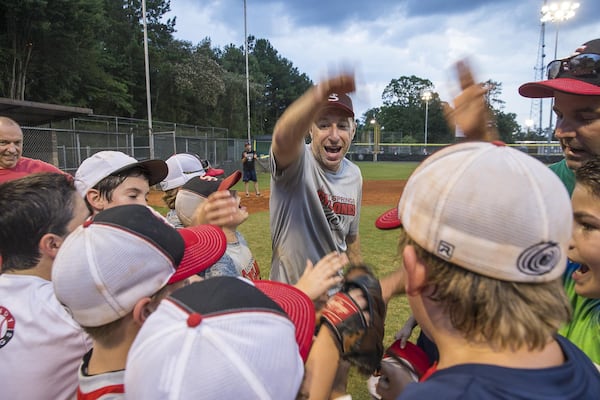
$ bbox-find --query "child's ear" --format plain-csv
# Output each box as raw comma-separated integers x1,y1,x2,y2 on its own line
86,189,105,212
402,245,428,296
38,233,66,259
132,297,153,325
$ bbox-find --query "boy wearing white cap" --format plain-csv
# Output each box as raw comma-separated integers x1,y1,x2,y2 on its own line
175,170,262,280
74,150,168,215
158,153,206,228
125,277,315,399
52,204,227,399
392,142,600,398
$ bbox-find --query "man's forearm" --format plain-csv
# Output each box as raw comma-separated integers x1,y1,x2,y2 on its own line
346,234,362,266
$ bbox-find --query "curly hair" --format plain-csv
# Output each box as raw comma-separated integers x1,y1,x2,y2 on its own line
398,229,571,351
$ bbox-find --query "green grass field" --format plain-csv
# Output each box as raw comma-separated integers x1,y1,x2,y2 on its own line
235,161,419,399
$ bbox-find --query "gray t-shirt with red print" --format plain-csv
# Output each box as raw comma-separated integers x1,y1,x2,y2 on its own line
269,144,362,284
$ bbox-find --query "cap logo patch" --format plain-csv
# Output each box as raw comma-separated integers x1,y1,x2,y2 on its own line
328,93,340,102
516,242,561,276
437,241,454,260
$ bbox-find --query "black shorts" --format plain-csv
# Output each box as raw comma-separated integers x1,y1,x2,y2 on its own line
243,169,257,182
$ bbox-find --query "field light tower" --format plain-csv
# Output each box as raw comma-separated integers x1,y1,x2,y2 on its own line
540,1,579,135
421,90,433,152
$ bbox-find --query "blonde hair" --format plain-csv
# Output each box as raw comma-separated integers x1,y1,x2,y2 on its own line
399,230,571,351
162,188,179,210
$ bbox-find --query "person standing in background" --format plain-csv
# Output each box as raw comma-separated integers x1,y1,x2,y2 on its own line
242,142,260,197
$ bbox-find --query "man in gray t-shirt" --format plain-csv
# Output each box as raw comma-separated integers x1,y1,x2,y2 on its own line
269,73,363,284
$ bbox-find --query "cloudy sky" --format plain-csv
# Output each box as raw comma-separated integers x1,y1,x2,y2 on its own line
166,0,599,132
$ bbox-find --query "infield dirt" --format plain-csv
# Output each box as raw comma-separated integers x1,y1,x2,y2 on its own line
147,179,407,213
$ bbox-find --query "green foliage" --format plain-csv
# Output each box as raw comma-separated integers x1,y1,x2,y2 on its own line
0,0,313,137
363,76,523,145
362,75,453,144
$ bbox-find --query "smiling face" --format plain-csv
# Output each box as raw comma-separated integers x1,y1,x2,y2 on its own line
309,108,355,172
553,92,600,170
568,182,600,299
0,119,23,169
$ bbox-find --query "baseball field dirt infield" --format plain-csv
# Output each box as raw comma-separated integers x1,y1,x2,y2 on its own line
147,179,407,212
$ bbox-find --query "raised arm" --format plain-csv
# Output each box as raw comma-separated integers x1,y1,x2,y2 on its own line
272,73,356,170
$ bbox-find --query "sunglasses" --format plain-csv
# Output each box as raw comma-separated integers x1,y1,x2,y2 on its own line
547,53,600,80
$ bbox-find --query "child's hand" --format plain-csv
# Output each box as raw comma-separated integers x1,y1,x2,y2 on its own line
295,251,348,303
443,60,498,142
395,315,418,348
191,191,242,227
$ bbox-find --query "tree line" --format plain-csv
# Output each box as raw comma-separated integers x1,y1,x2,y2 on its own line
0,0,532,142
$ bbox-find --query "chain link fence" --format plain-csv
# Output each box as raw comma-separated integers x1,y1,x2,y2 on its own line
21,115,269,176
20,115,564,175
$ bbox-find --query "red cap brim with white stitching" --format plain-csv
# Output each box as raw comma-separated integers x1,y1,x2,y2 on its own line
168,224,227,284
375,207,402,230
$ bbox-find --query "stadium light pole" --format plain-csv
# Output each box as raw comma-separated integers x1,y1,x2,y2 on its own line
540,1,579,138
370,118,380,162
141,0,154,158
244,0,251,144
525,118,534,136
421,90,432,153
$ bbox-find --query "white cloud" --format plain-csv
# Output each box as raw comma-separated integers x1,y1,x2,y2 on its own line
167,0,600,132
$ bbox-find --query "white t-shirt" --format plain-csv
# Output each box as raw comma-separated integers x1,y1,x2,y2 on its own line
0,274,92,400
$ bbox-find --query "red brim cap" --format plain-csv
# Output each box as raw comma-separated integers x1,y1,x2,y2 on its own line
218,170,242,191
375,207,402,230
519,77,600,98
385,340,431,378
205,168,225,177
168,224,227,284
254,280,315,362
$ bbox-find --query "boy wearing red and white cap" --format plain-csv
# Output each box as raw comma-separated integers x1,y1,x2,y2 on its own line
392,142,600,398
52,205,227,399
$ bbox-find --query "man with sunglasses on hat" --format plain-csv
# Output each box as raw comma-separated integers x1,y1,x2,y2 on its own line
520,38,600,196
519,39,600,367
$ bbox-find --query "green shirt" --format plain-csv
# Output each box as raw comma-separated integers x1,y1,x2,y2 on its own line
549,158,575,196
552,159,600,364
559,261,600,364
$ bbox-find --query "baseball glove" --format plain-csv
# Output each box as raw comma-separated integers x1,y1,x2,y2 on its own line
320,265,386,375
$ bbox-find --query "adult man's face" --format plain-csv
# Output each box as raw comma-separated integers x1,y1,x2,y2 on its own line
0,121,23,169
554,92,600,170
310,108,355,172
